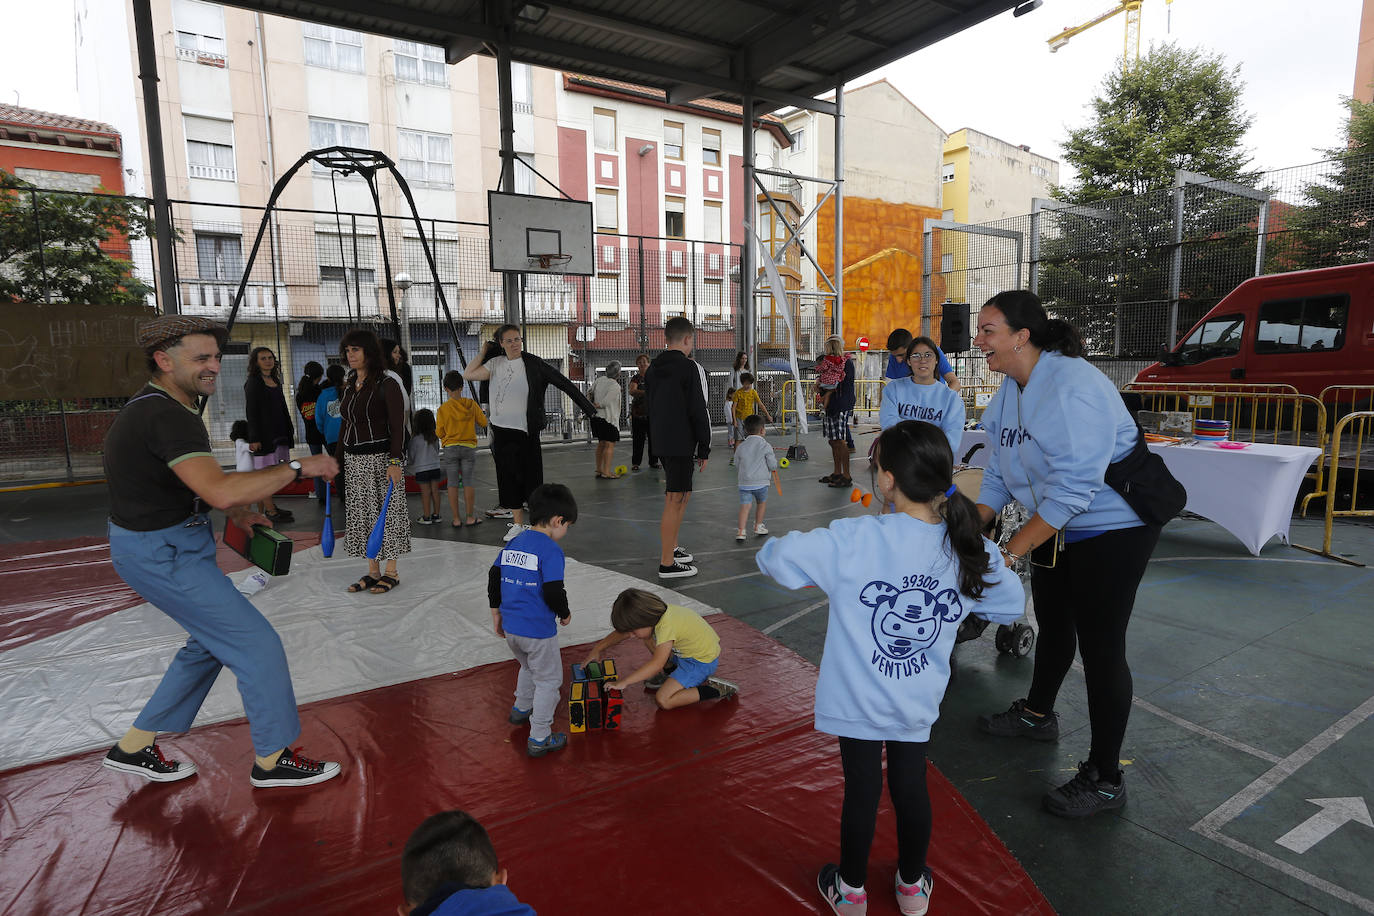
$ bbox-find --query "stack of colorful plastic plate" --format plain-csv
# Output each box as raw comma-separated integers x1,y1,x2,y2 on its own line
1194,418,1230,442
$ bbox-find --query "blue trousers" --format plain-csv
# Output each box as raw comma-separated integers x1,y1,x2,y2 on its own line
108,516,301,755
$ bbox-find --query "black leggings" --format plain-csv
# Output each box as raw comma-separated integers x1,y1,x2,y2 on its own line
1026,524,1159,776
490,425,543,511
631,415,653,466
838,737,931,889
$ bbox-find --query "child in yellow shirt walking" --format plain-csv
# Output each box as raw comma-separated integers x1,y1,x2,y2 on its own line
436,370,488,527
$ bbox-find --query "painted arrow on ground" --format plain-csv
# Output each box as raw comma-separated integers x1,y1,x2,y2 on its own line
1275,797,1373,854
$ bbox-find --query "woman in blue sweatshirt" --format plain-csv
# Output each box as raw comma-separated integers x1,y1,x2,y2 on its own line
758,421,1024,916
971,289,1158,819
878,336,966,454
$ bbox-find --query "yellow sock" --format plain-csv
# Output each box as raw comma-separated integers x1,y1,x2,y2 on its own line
256,749,284,770
117,727,157,754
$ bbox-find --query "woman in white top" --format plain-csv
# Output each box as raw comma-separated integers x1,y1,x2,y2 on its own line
589,361,623,479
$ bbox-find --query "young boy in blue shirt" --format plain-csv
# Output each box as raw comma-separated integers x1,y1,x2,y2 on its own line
399,809,535,916
489,483,576,758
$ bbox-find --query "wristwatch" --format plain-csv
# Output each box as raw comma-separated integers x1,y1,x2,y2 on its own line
288,459,304,481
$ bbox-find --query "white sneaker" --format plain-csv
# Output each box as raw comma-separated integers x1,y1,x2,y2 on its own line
754,523,769,536
735,530,746,542
307,491,318,499
503,523,529,542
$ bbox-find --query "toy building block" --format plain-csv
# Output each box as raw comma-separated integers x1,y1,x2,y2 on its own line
604,687,623,730
586,679,604,730
568,680,586,733
571,663,587,682
601,659,617,679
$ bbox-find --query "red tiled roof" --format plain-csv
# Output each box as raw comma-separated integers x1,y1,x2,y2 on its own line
565,74,784,125
0,104,120,138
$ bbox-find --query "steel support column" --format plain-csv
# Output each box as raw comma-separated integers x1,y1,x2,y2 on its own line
132,0,179,314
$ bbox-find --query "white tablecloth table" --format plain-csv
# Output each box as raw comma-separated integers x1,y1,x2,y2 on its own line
1147,441,1321,555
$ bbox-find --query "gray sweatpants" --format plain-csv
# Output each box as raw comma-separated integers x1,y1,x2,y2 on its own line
506,632,562,741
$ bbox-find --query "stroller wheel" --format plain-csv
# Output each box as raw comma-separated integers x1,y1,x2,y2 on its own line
996,623,1036,657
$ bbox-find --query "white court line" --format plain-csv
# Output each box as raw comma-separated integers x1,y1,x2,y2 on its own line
677,570,763,589
762,599,829,635
1190,693,1374,914
1131,696,1281,764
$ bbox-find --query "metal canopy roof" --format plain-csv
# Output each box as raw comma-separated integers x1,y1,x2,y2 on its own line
215,0,1023,114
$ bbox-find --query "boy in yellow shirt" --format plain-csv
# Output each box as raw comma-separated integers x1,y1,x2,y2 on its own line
729,373,772,448
584,587,738,709
436,370,488,527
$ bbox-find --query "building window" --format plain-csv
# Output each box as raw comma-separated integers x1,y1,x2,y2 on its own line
702,128,721,166
664,197,685,238
941,253,953,273
703,201,722,243
663,121,683,160
515,152,536,195
941,163,955,183
397,129,453,187
303,23,364,73
308,118,369,167
319,266,377,314
1030,164,1049,178
173,0,225,62
184,116,235,181
662,277,686,318
395,40,446,85
512,62,533,113
593,108,616,151
195,233,242,282
703,279,723,317
595,189,618,232
791,128,805,154
594,273,621,319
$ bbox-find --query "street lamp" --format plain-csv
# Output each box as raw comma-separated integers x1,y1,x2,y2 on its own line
393,271,413,361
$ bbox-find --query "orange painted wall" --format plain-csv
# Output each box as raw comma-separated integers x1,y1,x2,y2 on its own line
816,195,944,347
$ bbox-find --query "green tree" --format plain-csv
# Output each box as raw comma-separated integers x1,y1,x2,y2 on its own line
1037,44,1262,356
0,168,155,305
1276,97,1374,270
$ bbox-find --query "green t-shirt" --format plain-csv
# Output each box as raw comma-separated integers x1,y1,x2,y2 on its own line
653,604,720,663
103,383,214,530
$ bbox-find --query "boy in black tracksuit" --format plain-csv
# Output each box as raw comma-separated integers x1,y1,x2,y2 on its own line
646,316,711,579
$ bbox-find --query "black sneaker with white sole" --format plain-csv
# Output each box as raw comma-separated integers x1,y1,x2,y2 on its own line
102,743,198,782
658,561,698,579
249,747,342,788
672,546,694,564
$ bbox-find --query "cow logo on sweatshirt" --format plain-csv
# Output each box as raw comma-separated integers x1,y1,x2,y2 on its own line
859,579,963,679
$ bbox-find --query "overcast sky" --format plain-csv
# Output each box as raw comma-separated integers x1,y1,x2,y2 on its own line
2,0,1363,181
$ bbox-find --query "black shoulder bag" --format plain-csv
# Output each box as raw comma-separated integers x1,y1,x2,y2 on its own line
1103,423,1188,528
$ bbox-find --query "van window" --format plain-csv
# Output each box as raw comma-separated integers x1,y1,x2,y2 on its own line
1256,294,1348,354
1177,313,1245,364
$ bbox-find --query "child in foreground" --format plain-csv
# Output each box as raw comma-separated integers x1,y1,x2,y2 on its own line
490,483,576,758
734,413,778,541
399,809,534,916
584,588,738,709
756,420,1025,916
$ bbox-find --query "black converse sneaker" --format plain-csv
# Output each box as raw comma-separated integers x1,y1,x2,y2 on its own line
672,546,694,564
102,743,198,782
1043,761,1127,818
978,698,1060,741
250,747,342,788
658,561,698,579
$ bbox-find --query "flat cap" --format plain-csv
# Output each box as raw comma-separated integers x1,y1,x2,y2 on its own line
137,315,228,352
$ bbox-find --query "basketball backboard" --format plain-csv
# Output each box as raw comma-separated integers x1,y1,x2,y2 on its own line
487,191,594,276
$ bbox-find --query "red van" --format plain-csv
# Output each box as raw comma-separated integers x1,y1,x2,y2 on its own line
1133,263,1374,398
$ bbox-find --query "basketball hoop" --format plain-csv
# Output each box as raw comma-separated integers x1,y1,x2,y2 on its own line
528,253,574,273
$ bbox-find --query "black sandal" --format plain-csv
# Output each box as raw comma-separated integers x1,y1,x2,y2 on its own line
828,475,854,488
369,574,399,594
818,474,837,484
348,575,378,593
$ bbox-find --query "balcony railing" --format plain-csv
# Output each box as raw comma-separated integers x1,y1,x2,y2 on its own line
188,163,236,181
180,281,288,319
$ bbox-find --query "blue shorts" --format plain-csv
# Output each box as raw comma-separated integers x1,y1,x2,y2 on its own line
667,652,719,689
738,485,769,505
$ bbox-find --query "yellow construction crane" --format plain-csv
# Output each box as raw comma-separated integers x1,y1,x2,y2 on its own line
1048,0,1174,73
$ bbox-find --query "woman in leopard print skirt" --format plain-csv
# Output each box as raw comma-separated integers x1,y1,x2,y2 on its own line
336,329,411,594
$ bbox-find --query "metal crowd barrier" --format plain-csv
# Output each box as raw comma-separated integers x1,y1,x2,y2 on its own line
779,378,886,434
1294,410,1374,567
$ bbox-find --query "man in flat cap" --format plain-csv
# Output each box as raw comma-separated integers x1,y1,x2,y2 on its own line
100,316,343,789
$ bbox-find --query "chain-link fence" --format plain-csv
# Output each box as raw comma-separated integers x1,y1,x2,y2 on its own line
924,155,1374,361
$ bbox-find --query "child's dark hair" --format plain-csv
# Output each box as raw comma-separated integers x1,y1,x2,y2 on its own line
874,420,993,600
739,371,754,385
528,483,577,526
443,370,463,391
983,290,1083,358
903,335,940,360
230,420,249,442
324,363,345,392
611,588,668,632
743,413,765,435
401,810,499,906
413,408,438,446
725,386,736,401
886,327,913,352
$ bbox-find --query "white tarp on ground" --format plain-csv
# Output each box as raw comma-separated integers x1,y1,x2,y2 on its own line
0,540,718,771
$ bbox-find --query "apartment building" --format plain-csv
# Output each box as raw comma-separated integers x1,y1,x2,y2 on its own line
0,104,125,195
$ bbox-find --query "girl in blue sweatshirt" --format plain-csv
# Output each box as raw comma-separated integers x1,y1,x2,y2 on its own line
971,289,1157,820
878,335,965,454
757,420,1024,916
